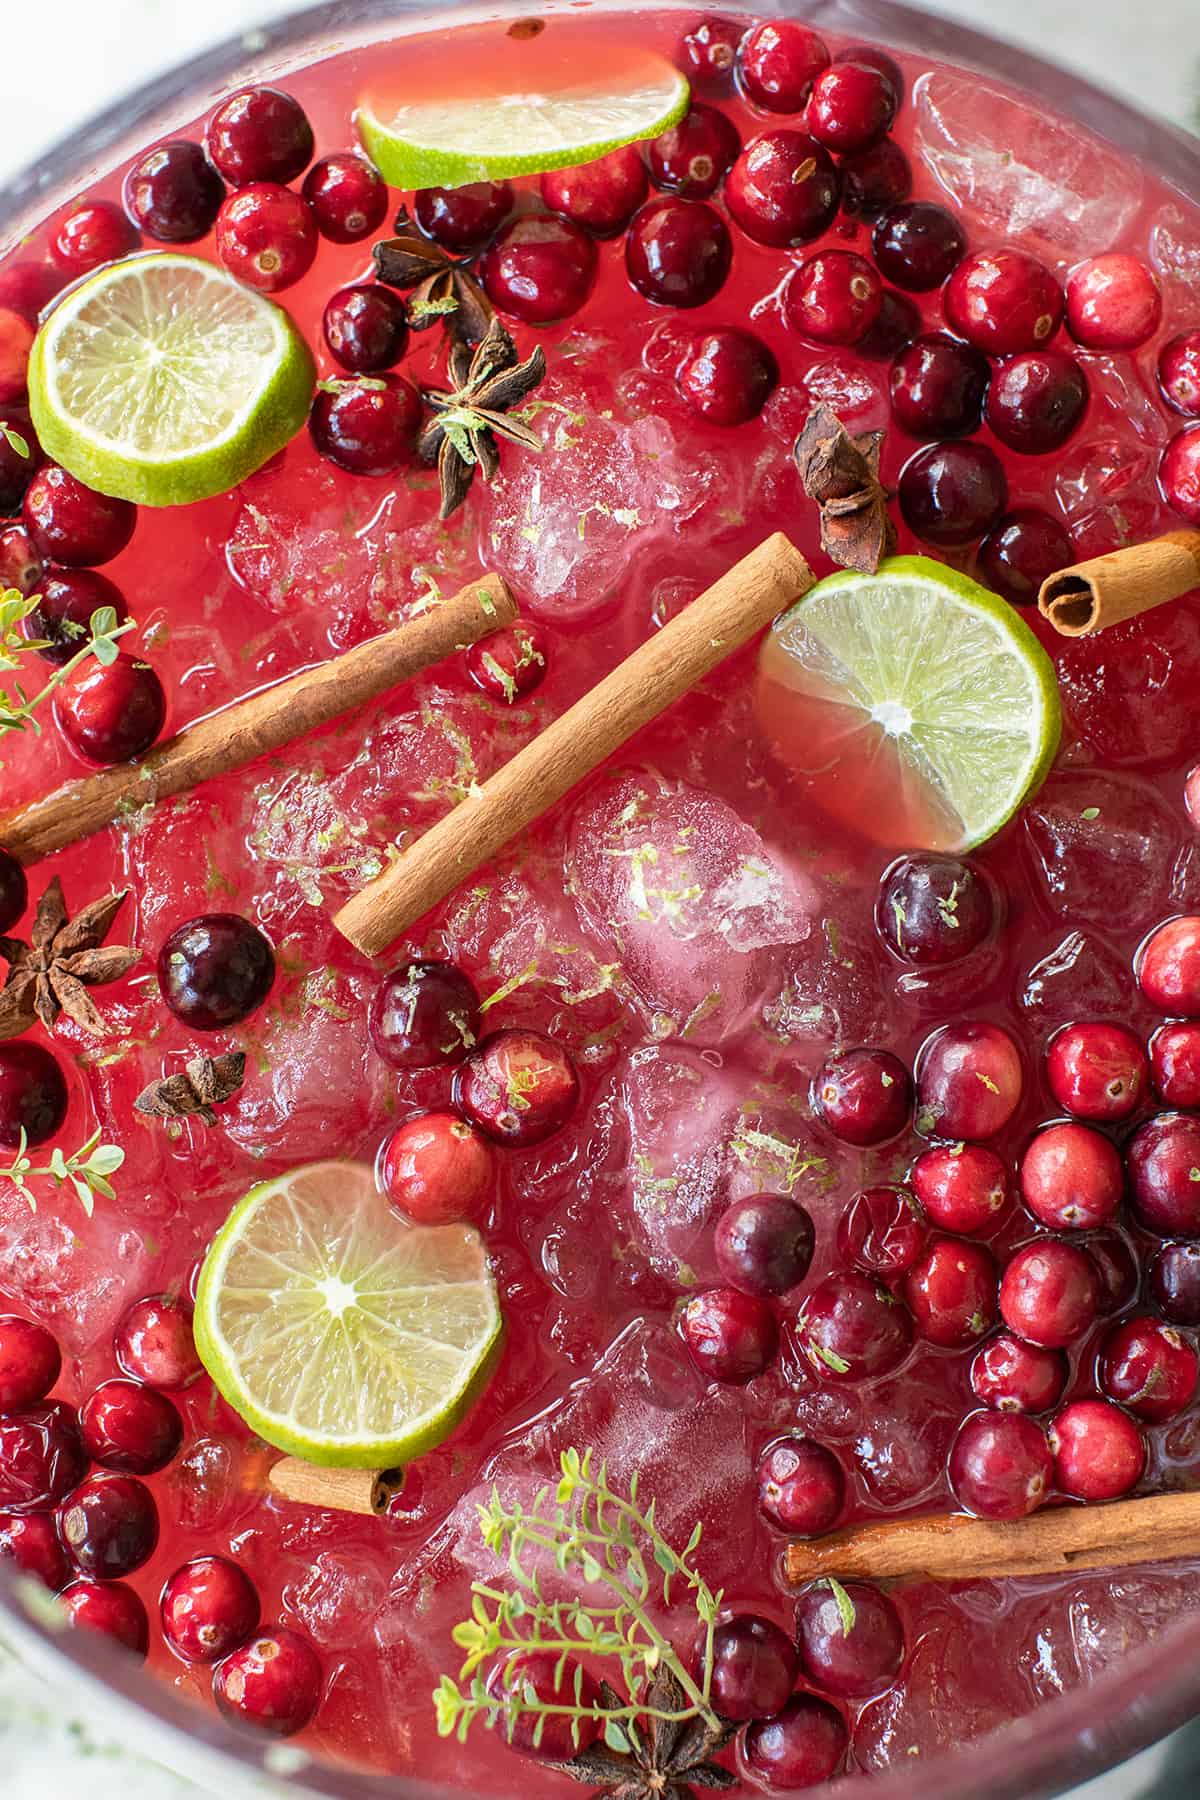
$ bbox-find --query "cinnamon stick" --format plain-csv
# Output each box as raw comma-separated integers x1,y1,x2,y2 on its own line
0,574,517,865
1038,528,1200,637
334,533,814,957
267,1457,405,1516
785,1490,1200,1586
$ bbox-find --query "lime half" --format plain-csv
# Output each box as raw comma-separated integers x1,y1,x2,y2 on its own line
195,1161,502,1468
28,252,315,507
757,556,1062,852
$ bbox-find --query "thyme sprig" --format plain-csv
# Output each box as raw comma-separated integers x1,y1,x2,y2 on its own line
0,1124,124,1218
0,593,135,736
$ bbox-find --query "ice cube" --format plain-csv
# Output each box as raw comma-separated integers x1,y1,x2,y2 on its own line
802,357,890,435
1023,769,1181,930
165,1435,269,1533
765,917,891,1050
0,1203,151,1356
1149,205,1200,317
284,1548,390,1647
850,1361,963,1510
1057,605,1200,771
1018,931,1136,1041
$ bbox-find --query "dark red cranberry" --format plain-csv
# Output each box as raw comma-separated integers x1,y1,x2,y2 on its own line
123,141,225,243
1127,1113,1200,1236
724,132,840,247
1085,1232,1139,1316
889,333,988,439
379,1111,494,1226
0,1511,69,1589
872,201,964,292
944,249,1063,354
857,288,920,360
0,1316,60,1410
161,1555,260,1664
24,569,129,666
484,1651,601,1760
415,182,513,253
784,249,881,346
310,373,420,476
1021,1124,1124,1232
715,1195,815,1296
1065,253,1161,351
739,20,829,110
0,850,27,935
795,1272,913,1382
51,201,139,276
755,1437,845,1536
62,1578,149,1657
481,215,596,322
1049,1398,1145,1501
213,1625,323,1737
999,1240,1101,1348
0,1405,86,1514
79,1379,182,1475
1047,1021,1147,1122
986,349,1089,456
1100,1315,1198,1422
0,408,39,515
680,1286,777,1382
839,138,911,219
834,44,903,89
795,1580,903,1697
55,654,166,765
302,153,387,243
1158,330,1200,417
1138,916,1200,1014
23,465,135,567
465,620,547,702
215,183,318,292
910,1144,1008,1236
0,1043,68,1149
898,440,1007,546
454,1027,579,1146
158,913,275,1030
625,198,731,308
540,149,647,236
322,285,409,373
948,1410,1052,1518
678,16,743,91
971,1333,1067,1414
916,1021,1022,1140
59,1472,158,1578
813,1046,911,1146
369,960,479,1070
115,1294,201,1390
647,103,739,199
905,1237,997,1348
805,61,896,153
1149,1241,1200,1325
743,1694,848,1788
1151,1023,1200,1108
706,1613,798,1719
977,508,1073,608
207,87,312,187
0,262,65,325
1161,426,1200,524
0,523,43,595
876,852,995,963
0,316,33,407
837,1185,925,1275
676,327,777,425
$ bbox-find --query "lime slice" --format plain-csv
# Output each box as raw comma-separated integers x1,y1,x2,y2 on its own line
756,556,1061,852
28,252,315,507
194,1161,502,1468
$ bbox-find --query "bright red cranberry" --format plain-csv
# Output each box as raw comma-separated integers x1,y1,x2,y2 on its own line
1161,426,1200,525
213,1625,323,1737
999,1240,1101,1348
680,1286,778,1383
743,1694,848,1788
1047,1022,1148,1122
948,1410,1052,1519
1020,1124,1123,1232
206,87,313,187
24,569,129,666
162,1555,260,1664
739,20,829,109
1138,917,1200,1014
1049,1398,1146,1501
0,262,65,325
898,440,1007,546
986,349,1089,455
889,333,988,439
62,1578,149,1657
1149,1241,1200,1324
1152,1023,1200,1109
872,201,964,291
51,201,139,276
625,198,731,309
839,138,911,220
785,249,882,346
977,509,1073,608
481,215,596,323
1085,1232,1139,1316
706,1613,798,1719
454,1027,579,1146
59,1472,158,1578
1100,1315,1198,1422
0,1316,60,1410
755,1437,845,1536
814,1046,911,1147
715,1195,815,1296
115,1294,201,1390
158,913,275,1030
302,152,387,243
414,182,513,252
23,466,135,567
540,148,647,236
379,1111,494,1225
859,289,921,360
0,1511,69,1590
322,285,409,373
0,1043,68,1149
676,327,777,426
54,654,166,765
944,249,1063,354
916,1020,1022,1139
678,16,743,91
795,1272,913,1382
0,523,43,596
805,61,896,153
0,315,34,407
1127,1113,1200,1236
215,183,318,292
837,1185,925,1276
725,132,840,247
1065,253,1161,351
0,407,39,512
465,620,547,702
369,961,479,1069
123,141,224,243
970,1333,1067,1414
795,1580,903,1697
0,1405,86,1514
0,850,27,935
484,1652,601,1759
647,103,739,199
1158,331,1200,417
310,372,420,476
876,852,996,963
79,1379,182,1475
905,1237,997,1348
910,1144,1008,1236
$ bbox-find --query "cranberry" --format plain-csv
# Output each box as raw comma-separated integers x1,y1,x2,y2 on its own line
805,61,896,153
24,569,130,666
725,132,840,248
0,1316,60,1409
454,1027,579,1146
910,1144,1008,1236
206,86,312,187
0,1043,68,1149
680,1286,777,1382
1020,1123,1123,1232
79,1379,182,1475
62,1578,149,1657
977,509,1073,608
162,1555,260,1664
755,1437,845,1535
1139,916,1200,1014
625,198,731,309
1161,426,1200,524
944,249,1063,354
898,440,1007,546
905,1237,997,1348
948,1410,1052,1519
465,620,548,702
51,201,139,276
795,1580,903,1697
322,284,409,373
310,372,420,476
678,16,743,91
647,103,739,199
0,316,34,407
481,215,596,323
302,153,388,243
999,1240,1101,1348
484,1650,601,1759
715,1194,815,1295
1047,1022,1148,1122
379,1111,494,1225
1049,1398,1146,1502
1158,331,1200,417
1127,1113,1200,1236
54,654,165,765
739,20,830,110
23,465,135,567
986,350,1089,455
1149,1241,1200,1325
971,1333,1067,1414
158,913,275,1030
0,1405,86,1514
0,409,39,515
115,1294,201,1390
889,333,988,439
839,138,912,219
123,141,225,242
872,201,964,292
1086,1232,1140,1315
877,852,996,963
743,1694,848,1788
215,183,318,292
213,1625,323,1737
859,289,921,360
369,960,479,1069
415,182,512,253
676,327,777,425
795,1272,913,1382
0,523,43,596
834,44,903,89
813,1047,911,1147
706,1613,798,1719
837,1185,925,1275
916,1020,1022,1140
540,148,647,236
0,849,27,935
0,1511,69,1590
1100,1315,1197,1422
785,249,881,347
0,262,65,325
1152,1023,1200,1108
1065,253,1161,351
59,1472,158,1578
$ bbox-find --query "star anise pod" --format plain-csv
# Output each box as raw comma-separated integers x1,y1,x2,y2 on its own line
794,403,896,573
419,316,546,519
553,1671,736,1800
372,214,495,343
0,877,139,1040
135,1051,246,1127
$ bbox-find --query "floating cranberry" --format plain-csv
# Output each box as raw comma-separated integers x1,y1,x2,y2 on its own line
1100,1315,1198,1422
0,1405,86,1514
755,1437,845,1536
302,153,388,243
680,1286,778,1383
309,372,421,475
115,1294,201,1390
833,44,904,92
1152,1023,1200,1109
0,315,34,407
889,333,988,439
0,850,27,935
1045,1021,1147,1126
813,1046,911,1146
970,1333,1067,1414
454,1027,579,1146
162,1555,260,1664
916,1020,1022,1140
839,138,912,219
1158,331,1200,417
213,1625,323,1738
986,350,1089,456
837,1185,925,1276
322,284,409,373
1127,1113,1200,1236
859,289,921,360
743,1694,848,1789
0,523,43,597
0,1043,68,1149
1086,1232,1139,1316
977,508,1073,608
0,262,65,325
795,1272,913,1382
158,913,275,1029
1161,426,1200,525
1149,1241,1200,1325
944,248,1063,354
215,183,318,292
481,215,596,323
379,1111,494,1225
910,1144,1008,1236
948,1410,1052,1519
872,201,965,291
465,619,547,702
23,465,135,567
738,20,830,110
62,1578,149,1657
805,60,896,153
707,1613,798,1719
24,569,129,667
123,141,225,243
0,1316,61,1410
676,326,777,425
207,86,313,187
647,103,739,199
59,1472,158,1578
369,961,480,1069
540,148,647,236
79,1379,182,1475
0,1511,69,1590
415,182,513,252
51,201,139,276
898,440,1007,546
54,654,166,765
785,249,881,346
795,1580,903,1697
876,852,996,963
483,1651,601,1758
905,1237,997,1348
1139,917,1200,1014
724,132,840,248
1000,1240,1101,1348
625,197,731,308
715,1194,815,1295
678,16,743,91
1065,253,1161,351
1020,1123,1124,1232
1049,1398,1145,1502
